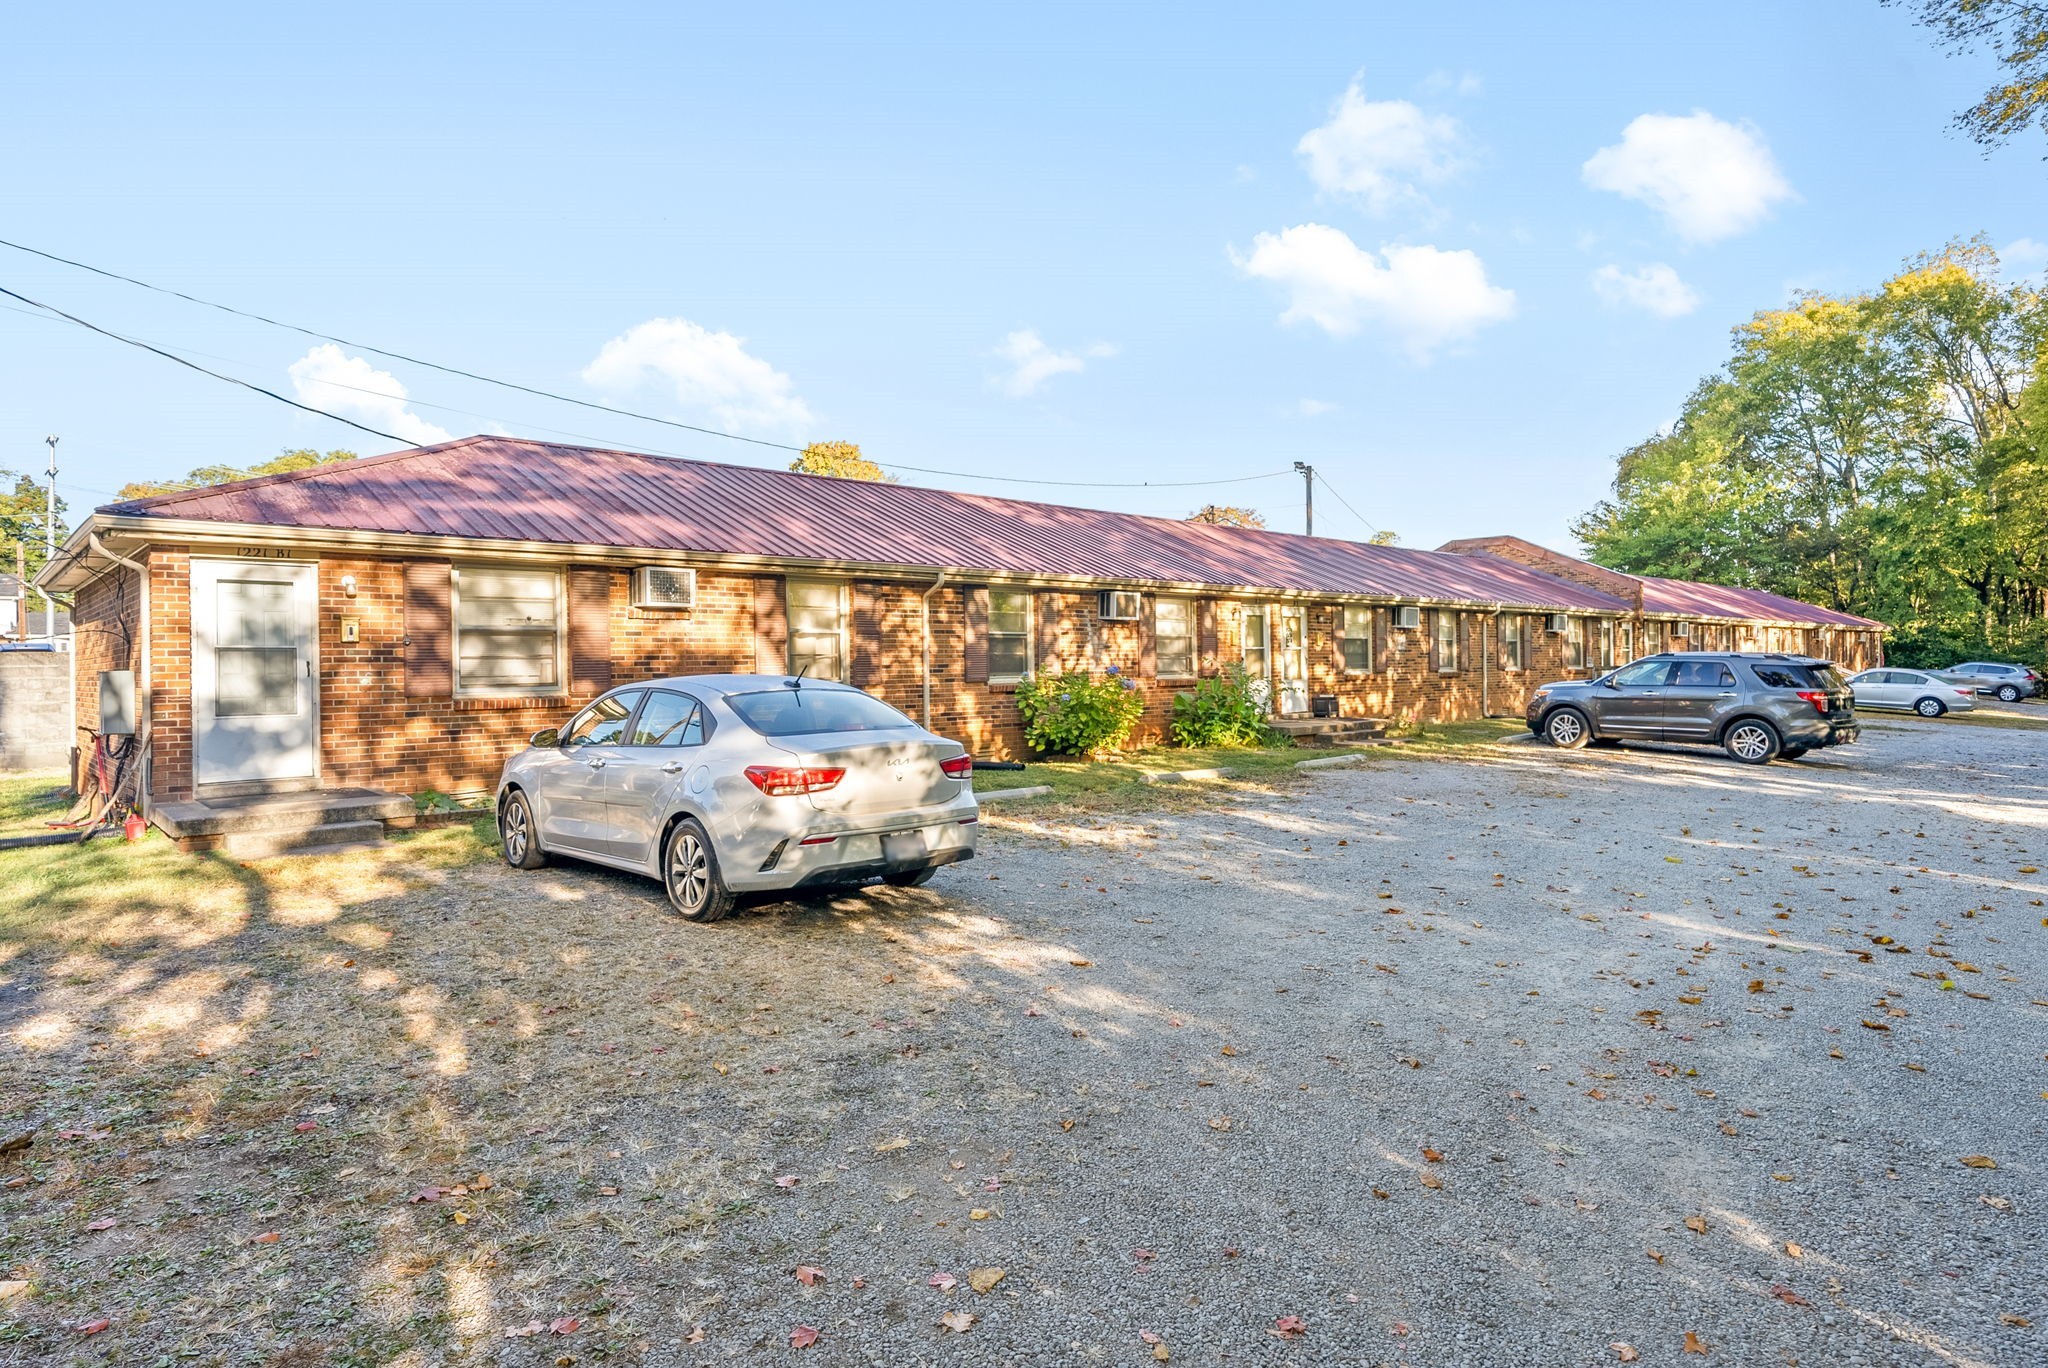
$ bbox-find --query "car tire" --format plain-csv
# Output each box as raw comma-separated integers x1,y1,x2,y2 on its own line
1543,708,1592,750
498,790,547,870
1914,696,1946,717
882,866,939,889
1997,684,2021,702
663,818,736,923
1722,719,1780,765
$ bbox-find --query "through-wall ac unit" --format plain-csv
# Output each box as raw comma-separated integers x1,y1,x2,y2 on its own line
632,565,697,608
1544,613,1569,633
1392,606,1422,629
1099,590,1142,621
1670,620,1693,638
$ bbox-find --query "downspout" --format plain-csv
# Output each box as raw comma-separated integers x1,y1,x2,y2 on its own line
1482,603,1502,717
920,569,951,728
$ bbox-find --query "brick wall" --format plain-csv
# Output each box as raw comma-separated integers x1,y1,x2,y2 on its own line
68,565,141,779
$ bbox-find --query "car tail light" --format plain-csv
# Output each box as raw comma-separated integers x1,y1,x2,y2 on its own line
744,765,846,797
1794,689,1829,713
940,755,974,779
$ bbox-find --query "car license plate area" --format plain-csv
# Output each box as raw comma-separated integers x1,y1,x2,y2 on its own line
882,830,929,865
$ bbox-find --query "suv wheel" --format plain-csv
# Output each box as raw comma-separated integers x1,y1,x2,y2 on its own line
1914,696,1946,717
1997,683,2021,702
1723,719,1780,765
1543,708,1591,749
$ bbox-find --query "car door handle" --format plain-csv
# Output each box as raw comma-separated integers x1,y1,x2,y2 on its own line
586,758,607,769
661,761,685,774
1712,692,1735,698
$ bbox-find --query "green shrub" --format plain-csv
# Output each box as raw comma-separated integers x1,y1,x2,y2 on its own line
1170,663,1277,748
1015,668,1147,756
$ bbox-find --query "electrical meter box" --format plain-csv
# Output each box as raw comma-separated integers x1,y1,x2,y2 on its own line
98,670,136,736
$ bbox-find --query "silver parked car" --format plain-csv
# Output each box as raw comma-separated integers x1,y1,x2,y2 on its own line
1847,668,1977,717
495,675,979,921
1942,661,2043,702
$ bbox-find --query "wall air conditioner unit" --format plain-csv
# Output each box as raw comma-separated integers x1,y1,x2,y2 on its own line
1099,590,1142,621
1392,606,1422,630
632,566,697,608
1670,620,1693,638
1545,613,1569,633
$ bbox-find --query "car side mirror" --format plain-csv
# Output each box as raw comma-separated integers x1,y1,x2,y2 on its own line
529,727,560,749
1601,676,1621,690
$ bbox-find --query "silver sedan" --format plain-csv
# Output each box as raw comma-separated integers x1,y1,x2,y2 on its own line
1846,668,1977,717
495,675,979,921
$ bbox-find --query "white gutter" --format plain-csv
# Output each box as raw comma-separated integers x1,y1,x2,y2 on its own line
920,569,951,726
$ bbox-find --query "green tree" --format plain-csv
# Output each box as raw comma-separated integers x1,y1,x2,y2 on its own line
1367,529,1401,546
1187,504,1266,528
789,441,889,481
0,472,69,585
1889,1,2048,151
119,447,359,500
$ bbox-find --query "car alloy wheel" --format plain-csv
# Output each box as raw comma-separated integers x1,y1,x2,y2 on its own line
1725,721,1777,764
499,793,545,869
669,830,711,912
1545,710,1588,749
1998,684,2021,702
1915,697,1944,717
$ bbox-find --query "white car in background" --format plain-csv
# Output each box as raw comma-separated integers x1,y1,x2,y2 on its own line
495,675,979,921
1846,668,1977,717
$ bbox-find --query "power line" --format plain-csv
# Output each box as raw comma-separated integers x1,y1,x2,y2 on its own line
1313,471,1382,538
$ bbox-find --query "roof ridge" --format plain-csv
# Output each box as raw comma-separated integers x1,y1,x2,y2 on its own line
105,435,494,513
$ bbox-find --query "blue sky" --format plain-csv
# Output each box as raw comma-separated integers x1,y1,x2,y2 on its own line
1,1,2039,552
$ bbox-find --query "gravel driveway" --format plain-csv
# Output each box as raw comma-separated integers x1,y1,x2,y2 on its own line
714,715,2044,1367
6,716,2042,1367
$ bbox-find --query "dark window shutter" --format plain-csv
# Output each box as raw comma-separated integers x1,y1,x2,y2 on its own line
850,583,880,687
1138,596,1157,679
1377,607,1390,671
568,568,613,696
1034,593,1059,676
963,586,990,682
754,577,786,674
403,561,452,697
1197,599,1218,676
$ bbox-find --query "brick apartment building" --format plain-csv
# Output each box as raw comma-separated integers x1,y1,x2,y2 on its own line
38,437,1883,807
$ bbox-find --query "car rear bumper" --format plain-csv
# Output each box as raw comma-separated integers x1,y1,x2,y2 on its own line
728,809,980,891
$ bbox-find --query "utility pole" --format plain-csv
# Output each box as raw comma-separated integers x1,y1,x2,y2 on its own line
12,542,23,644
42,435,59,641
1292,461,1314,537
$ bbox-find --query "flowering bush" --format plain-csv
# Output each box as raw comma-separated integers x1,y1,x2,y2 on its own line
1014,667,1147,756
1170,662,1278,748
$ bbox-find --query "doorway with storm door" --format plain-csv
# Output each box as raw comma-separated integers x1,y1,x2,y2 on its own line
1275,604,1310,716
192,558,319,789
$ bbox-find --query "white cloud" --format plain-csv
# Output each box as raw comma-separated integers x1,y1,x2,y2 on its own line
1591,262,1701,317
581,318,812,432
2002,237,2048,275
1232,223,1516,358
1295,79,1464,214
1421,69,1484,97
287,344,454,447
1296,398,1338,417
1581,111,1793,243
990,329,1116,398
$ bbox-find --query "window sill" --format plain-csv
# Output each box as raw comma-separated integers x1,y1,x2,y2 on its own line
452,693,569,710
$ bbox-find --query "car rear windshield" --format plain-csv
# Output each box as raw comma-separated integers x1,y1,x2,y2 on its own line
725,688,918,737
1749,662,1847,691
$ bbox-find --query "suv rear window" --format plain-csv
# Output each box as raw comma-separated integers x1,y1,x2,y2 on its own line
1749,662,1846,690
726,687,917,737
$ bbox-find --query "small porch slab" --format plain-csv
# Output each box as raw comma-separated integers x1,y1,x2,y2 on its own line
1268,716,1389,746
151,788,417,857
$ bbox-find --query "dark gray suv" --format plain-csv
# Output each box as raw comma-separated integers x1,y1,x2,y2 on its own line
1527,652,1859,764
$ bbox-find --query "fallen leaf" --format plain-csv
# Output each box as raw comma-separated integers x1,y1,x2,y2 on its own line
504,1321,544,1338
293,1122,319,1133
471,1173,493,1190
598,1186,618,1196
1421,1146,1446,1163
1770,1284,1810,1306
874,1135,910,1153
775,1175,801,1189
0,1281,29,1301
1371,1187,1390,1200
410,1187,444,1204
1646,1249,1665,1265
1612,1344,1640,1363
450,1210,469,1225
789,1324,820,1349
86,1218,116,1231
1208,1116,1233,1132
2000,1312,2032,1327
967,1267,1006,1295
1683,1330,1709,1355
938,1310,977,1333
1271,1314,1308,1340
550,1317,580,1335
1070,959,1093,968
1419,1170,1444,1190
794,1265,825,1286
968,1208,995,1221
686,1325,706,1343
1979,1195,2012,1211
1220,1045,1238,1057
1152,1345,1171,1363
928,1272,957,1290
1685,1216,1708,1235
1785,1241,1804,1258
76,1319,112,1336
251,1231,281,1244
1860,1019,1891,1032
1961,1155,1998,1169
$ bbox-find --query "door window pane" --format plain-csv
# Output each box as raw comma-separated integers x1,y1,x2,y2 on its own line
563,691,642,747
1671,661,1734,687
1242,607,1268,670
1612,660,1673,687
215,579,299,717
456,568,561,693
629,691,704,746
788,579,845,681
988,589,1031,681
1156,596,1195,678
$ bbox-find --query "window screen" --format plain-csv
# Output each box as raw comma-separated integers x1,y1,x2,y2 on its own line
988,590,1031,681
1156,597,1195,677
456,568,560,693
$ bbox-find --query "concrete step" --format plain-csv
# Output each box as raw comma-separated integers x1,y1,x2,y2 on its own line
154,788,413,839
1270,716,1389,745
221,820,387,860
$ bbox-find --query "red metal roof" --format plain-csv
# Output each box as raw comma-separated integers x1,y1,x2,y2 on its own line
1636,575,1880,629
106,437,1637,611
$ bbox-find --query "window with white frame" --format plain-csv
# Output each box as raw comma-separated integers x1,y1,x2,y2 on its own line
1155,596,1195,678
1566,617,1586,669
788,578,847,681
1502,614,1524,671
1598,619,1615,668
1434,610,1459,673
454,566,562,695
1338,605,1373,673
988,589,1031,682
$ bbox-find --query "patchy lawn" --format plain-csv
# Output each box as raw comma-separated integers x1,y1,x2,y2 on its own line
0,772,72,838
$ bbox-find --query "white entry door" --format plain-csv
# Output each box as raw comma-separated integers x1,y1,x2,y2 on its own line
193,559,318,786
1276,605,1309,715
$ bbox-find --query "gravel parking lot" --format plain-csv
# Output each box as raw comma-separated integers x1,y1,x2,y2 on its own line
4,714,2043,1367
